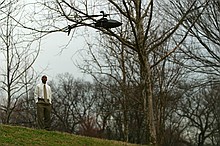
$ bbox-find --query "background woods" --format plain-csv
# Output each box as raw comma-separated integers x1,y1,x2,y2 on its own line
0,0,220,146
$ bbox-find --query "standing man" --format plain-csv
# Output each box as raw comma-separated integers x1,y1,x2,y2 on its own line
34,75,52,130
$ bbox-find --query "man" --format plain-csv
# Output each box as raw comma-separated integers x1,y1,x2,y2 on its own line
34,75,52,130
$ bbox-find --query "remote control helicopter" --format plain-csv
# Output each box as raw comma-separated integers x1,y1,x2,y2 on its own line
93,11,122,29
67,11,122,35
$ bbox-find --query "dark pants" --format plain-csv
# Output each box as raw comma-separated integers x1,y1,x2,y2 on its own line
37,101,51,130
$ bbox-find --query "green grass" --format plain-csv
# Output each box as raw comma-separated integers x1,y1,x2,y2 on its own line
0,124,146,146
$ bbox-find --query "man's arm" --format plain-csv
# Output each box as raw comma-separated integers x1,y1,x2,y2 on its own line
48,86,52,104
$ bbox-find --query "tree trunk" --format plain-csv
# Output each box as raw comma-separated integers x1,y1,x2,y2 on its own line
140,54,157,144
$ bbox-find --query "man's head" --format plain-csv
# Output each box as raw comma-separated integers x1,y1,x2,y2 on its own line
41,75,47,84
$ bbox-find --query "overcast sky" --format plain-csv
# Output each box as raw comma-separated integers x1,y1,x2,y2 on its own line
33,31,92,81
1,0,99,82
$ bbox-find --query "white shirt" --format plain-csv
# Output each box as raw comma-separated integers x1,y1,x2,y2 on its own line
34,83,52,104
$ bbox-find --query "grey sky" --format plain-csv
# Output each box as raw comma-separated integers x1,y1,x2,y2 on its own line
33,32,90,81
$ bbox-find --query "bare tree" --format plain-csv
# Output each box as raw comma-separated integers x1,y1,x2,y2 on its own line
162,1,220,145
0,1,40,124
23,0,210,145
164,0,220,81
177,84,218,146
51,73,98,135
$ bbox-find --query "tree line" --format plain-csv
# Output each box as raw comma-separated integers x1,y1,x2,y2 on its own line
0,0,220,146
1,72,219,146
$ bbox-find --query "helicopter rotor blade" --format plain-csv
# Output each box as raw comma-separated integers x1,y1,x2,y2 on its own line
79,11,119,18
81,14,110,18
87,14,103,17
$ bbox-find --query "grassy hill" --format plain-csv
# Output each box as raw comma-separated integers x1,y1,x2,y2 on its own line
0,124,147,146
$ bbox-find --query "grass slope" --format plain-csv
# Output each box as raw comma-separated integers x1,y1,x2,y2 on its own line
0,125,146,146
